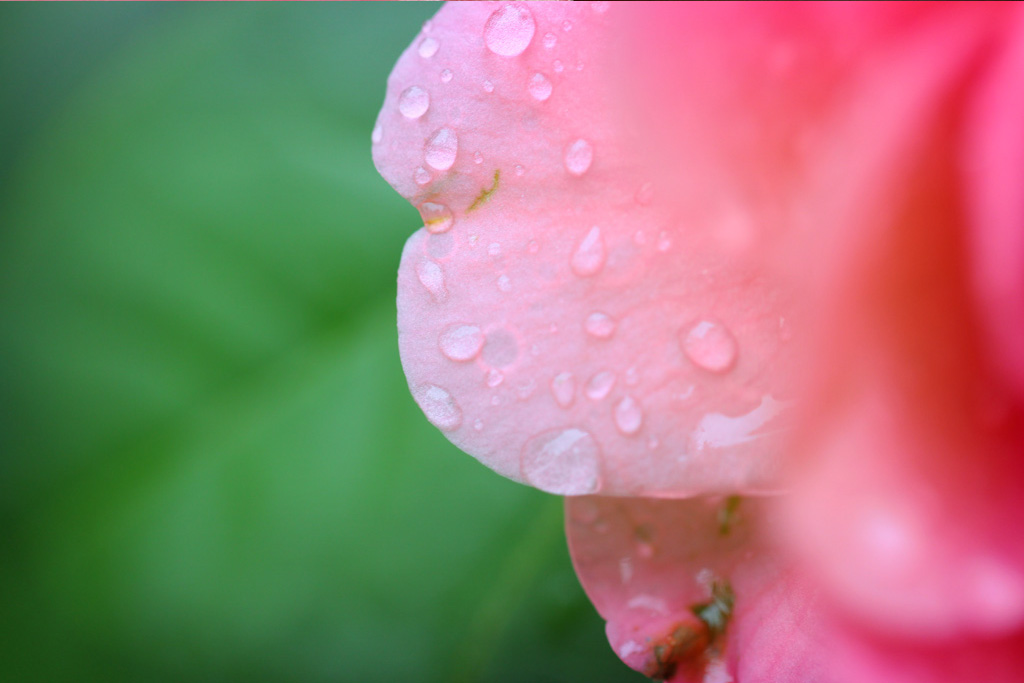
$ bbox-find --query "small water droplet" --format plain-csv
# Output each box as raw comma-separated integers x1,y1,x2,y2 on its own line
414,384,462,431
514,164,525,177
490,395,501,406
482,79,495,93
520,428,601,495
439,324,484,362
585,312,616,339
371,123,383,144
570,498,600,524
516,379,536,400
656,231,672,252
527,240,539,254
414,167,432,186
528,73,552,102
543,32,557,49
488,242,502,257
635,182,655,205
562,19,573,32
399,86,430,119
625,366,640,385
647,436,660,450
633,230,647,246
614,395,643,435
571,226,606,276
420,202,454,234
779,316,793,342
553,59,564,74
425,127,458,171
473,151,483,164
416,260,447,302
473,418,484,431
592,1,610,13
551,371,575,408
585,370,616,400
564,138,594,176
486,369,504,388
484,4,536,57
497,274,512,292
575,61,585,71
440,68,453,83
681,320,738,373
418,36,439,58
422,19,433,33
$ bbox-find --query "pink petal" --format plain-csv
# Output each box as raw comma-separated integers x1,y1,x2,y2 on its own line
565,495,826,682
377,2,798,496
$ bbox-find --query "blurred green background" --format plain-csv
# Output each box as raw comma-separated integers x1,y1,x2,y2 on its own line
0,4,644,682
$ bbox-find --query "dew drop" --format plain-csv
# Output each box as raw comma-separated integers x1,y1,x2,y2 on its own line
528,73,552,102
516,379,536,400
371,123,383,144
527,239,539,254
553,59,564,74
779,316,793,342
592,1,610,13
551,371,576,408
482,80,495,93
484,4,536,57
564,138,594,176
625,366,640,386
439,324,484,362
490,395,501,406
473,418,484,431
562,19,573,32
420,202,454,234
418,36,439,58
647,436,660,450
486,369,504,388
543,32,557,49
425,127,458,171
681,320,738,373
415,260,447,302
414,384,462,431
633,230,647,246
585,312,616,339
571,226,606,276
440,68,453,84
520,428,601,495
656,231,673,252
473,151,483,165
635,181,655,205
497,274,512,292
414,167,432,186
585,370,616,400
614,395,643,435
488,242,502,257
514,164,525,177
399,86,430,119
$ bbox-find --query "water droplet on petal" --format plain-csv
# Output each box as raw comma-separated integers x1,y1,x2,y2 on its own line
592,1,610,13
420,202,454,234
399,86,430,119
656,231,673,252
779,316,793,342
473,418,484,431
528,73,552,102
414,384,462,431
586,370,616,400
585,312,616,339
614,396,643,435
486,369,504,388
482,80,495,93
416,260,447,302
571,226,606,276
647,436,660,450
551,371,575,408
681,320,738,373
371,123,383,144
427,231,455,259
635,182,655,205
553,59,564,74
484,4,536,57
564,138,594,176
562,19,573,32
497,274,512,292
488,242,502,257
633,230,647,246
473,151,483,164
527,240,539,254
418,37,439,58
625,366,640,386
514,164,525,177
521,428,601,495
414,167,432,186
425,127,458,171
516,379,536,400
440,68,453,84
439,324,485,361
543,32,557,49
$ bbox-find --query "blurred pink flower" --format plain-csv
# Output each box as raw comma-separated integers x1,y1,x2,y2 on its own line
373,2,1024,681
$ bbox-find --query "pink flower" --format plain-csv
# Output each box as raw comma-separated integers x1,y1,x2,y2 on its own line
373,3,1024,682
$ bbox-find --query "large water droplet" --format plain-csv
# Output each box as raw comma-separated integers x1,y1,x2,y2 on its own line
528,73,552,102
416,260,447,302
440,68,453,84
420,202,454,234
439,324,484,362
551,371,575,408
571,226,606,276
484,4,536,57
425,127,458,171
614,396,643,435
585,312,616,339
586,370,616,400
521,428,601,495
371,123,383,144
681,320,738,373
564,138,594,176
414,384,462,431
418,36,439,58
399,86,430,119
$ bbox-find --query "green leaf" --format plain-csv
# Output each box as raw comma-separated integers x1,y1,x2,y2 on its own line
0,5,645,683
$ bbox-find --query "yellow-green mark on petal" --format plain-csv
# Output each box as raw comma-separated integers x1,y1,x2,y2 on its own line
468,169,500,212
